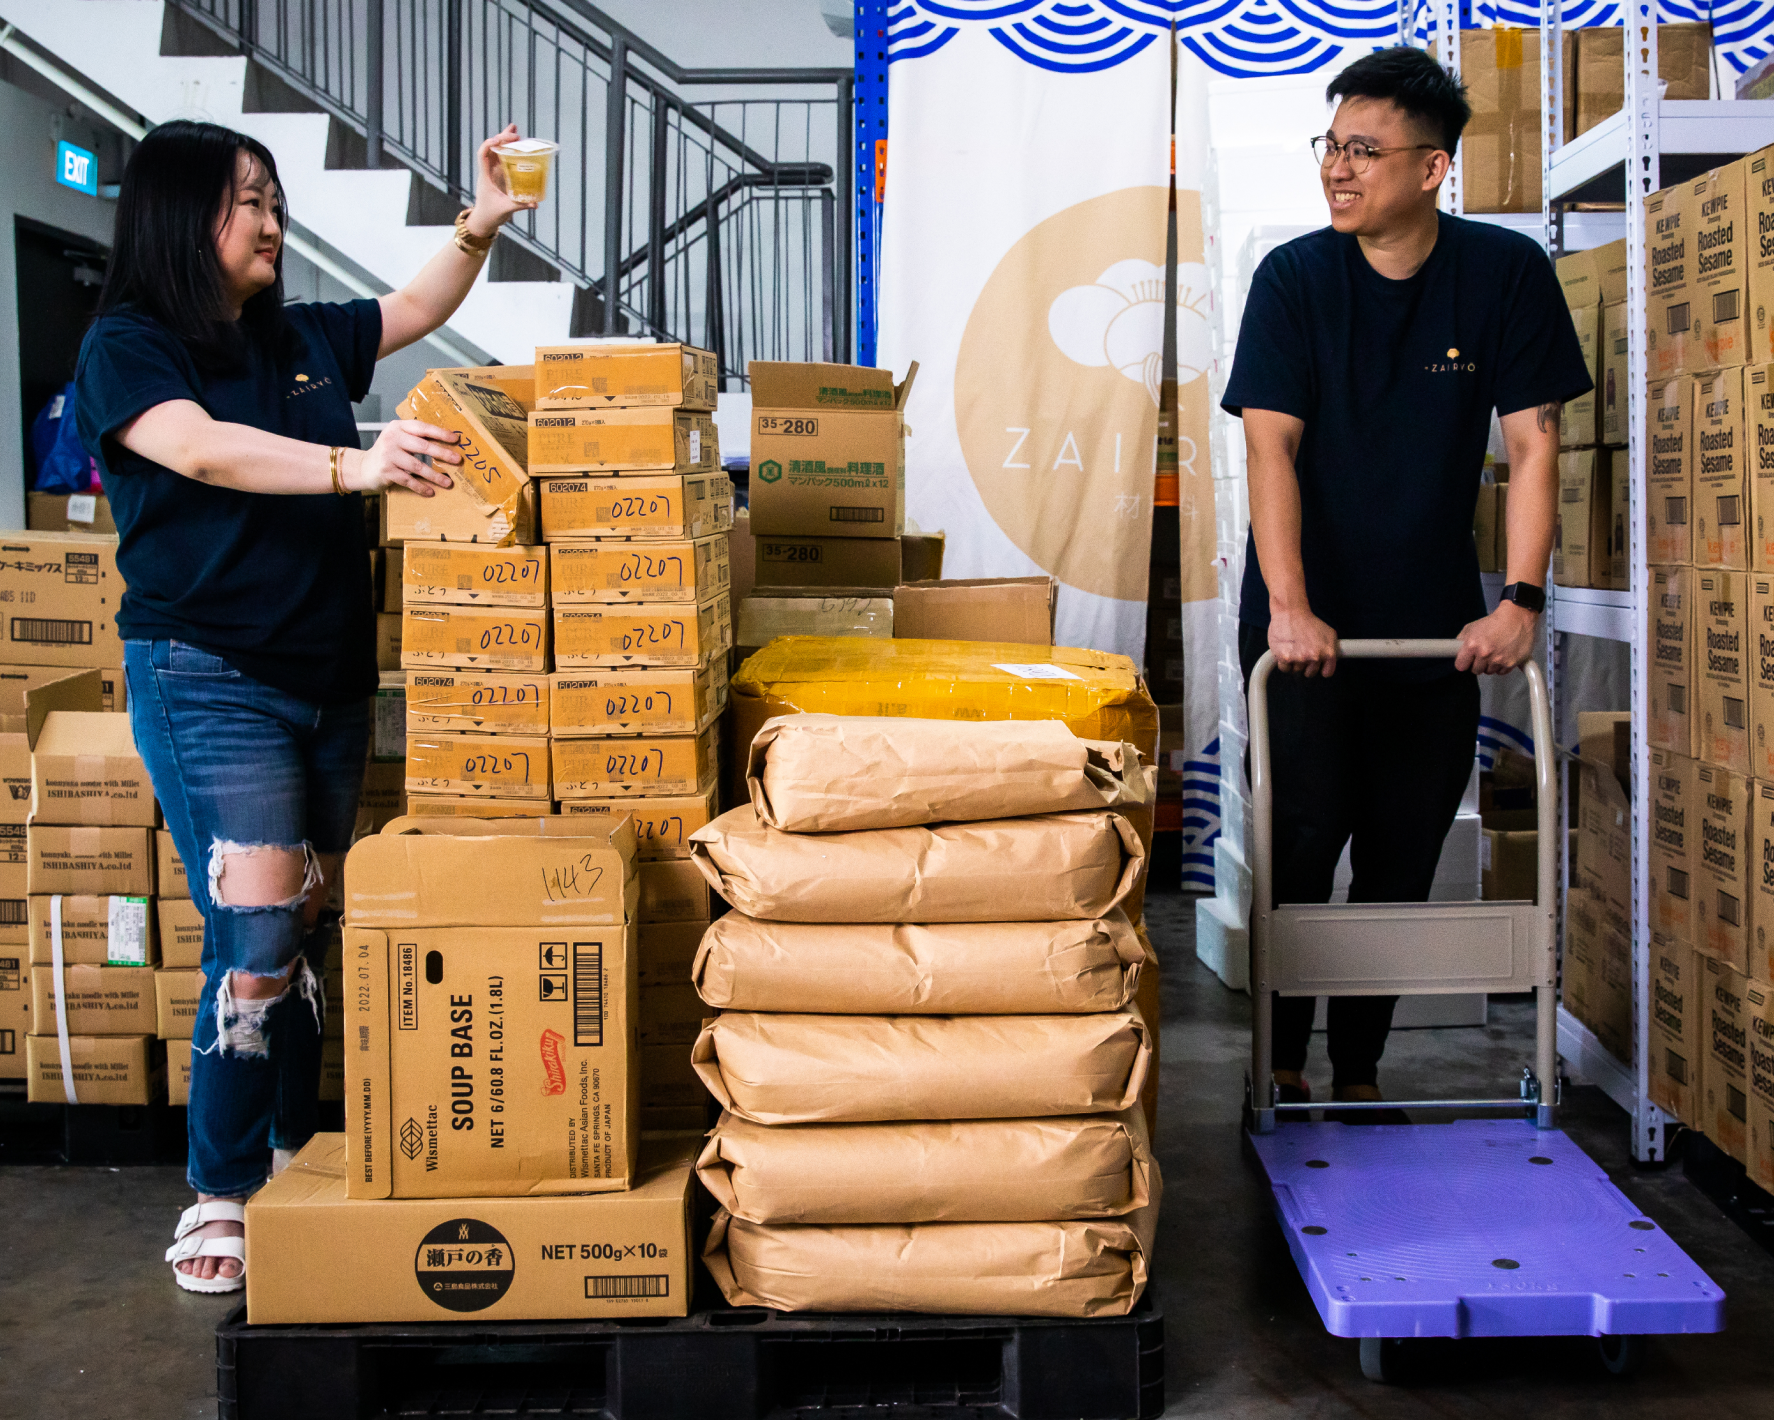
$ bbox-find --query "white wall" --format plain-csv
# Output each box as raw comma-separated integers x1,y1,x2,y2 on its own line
0,68,126,530
594,0,850,69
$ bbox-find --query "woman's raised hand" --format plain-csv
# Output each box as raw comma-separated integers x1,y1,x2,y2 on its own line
348,419,461,497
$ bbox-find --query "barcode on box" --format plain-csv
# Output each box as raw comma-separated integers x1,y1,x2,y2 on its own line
1667,497,1687,526
1720,891,1742,927
1667,1048,1688,1085
1667,684,1687,714
1725,697,1746,729
1728,1083,1747,1122
1667,866,1689,900
573,941,604,1047
1714,288,1741,323
585,1274,668,1300
829,507,884,524
1667,302,1690,335
1720,496,1741,527
11,617,91,646
0,900,22,926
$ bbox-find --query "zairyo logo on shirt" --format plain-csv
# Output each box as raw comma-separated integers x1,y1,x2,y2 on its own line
1424,346,1477,374
285,371,335,400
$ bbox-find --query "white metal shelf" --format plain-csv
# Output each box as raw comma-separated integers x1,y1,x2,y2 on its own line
1556,1005,1638,1116
1548,585,1633,642
1549,100,1774,202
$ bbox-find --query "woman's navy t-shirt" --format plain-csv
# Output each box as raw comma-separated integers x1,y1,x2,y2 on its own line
75,299,381,704
1222,214,1593,649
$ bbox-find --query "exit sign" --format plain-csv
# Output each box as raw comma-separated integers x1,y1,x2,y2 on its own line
56,140,97,195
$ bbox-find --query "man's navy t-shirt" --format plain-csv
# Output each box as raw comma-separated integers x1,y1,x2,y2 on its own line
1222,214,1592,650
75,300,381,704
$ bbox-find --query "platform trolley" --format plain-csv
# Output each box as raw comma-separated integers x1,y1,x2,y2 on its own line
1244,640,1725,1382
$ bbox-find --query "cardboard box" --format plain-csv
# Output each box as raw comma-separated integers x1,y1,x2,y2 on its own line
1650,566,1696,756
29,963,156,1035
1651,748,1698,943
0,532,124,669
403,795,555,818
405,732,551,800
1559,301,1602,447
28,894,154,966
343,816,636,929
375,613,402,674
344,921,638,1198
553,730,717,800
892,577,1057,645
559,783,719,857
29,711,154,827
0,731,29,824
1607,451,1630,590
550,664,726,737
384,477,539,547
736,591,893,655
1481,828,1538,902
1749,984,1774,1192
540,473,733,542
1647,187,1696,381
1749,146,1774,367
1752,366,1774,571
1704,957,1752,1162
397,370,532,526
1651,938,1704,1123
156,829,190,901
1555,239,1629,308
636,920,708,985
550,535,729,605
1752,781,1774,983
157,896,204,969
380,546,403,613
27,824,153,897
26,491,115,535
638,982,703,1047
755,534,901,590
0,823,25,944
1697,569,1751,771
1575,24,1712,138
247,1133,696,1323
1688,161,1750,373
1753,577,1774,779
405,671,551,736
402,604,550,674
1473,484,1501,573
0,664,123,724
527,406,718,474
748,361,913,539
1460,27,1544,212
1694,762,1751,972
1576,759,1632,917
640,1041,709,1109
167,1036,191,1104
1564,887,1633,1065
1649,375,1694,564
25,1032,159,1105
639,856,715,925
554,602,729,671
402,544,548,609
0,948,27,1077
154,967,203,1040
1694,367,1748,568
1600,300,1630,446
357,758,406,836
1553,450,1611,588
373,674,407,764
320,1034,344,1102
534,342,717,410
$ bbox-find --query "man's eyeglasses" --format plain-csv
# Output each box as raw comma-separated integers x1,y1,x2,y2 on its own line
1311,136,1437,174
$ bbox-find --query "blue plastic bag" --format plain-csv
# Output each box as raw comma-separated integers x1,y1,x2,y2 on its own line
30,382,99,493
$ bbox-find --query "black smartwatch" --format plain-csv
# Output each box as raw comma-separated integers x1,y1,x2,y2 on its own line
1498,581,1546,613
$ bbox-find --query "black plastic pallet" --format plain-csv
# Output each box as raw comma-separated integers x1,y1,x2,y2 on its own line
1682,1130,1774,1258
0,1094,186,1165
215,1296,1164,1420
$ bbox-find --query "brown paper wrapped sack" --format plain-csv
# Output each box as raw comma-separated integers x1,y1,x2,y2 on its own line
696,1108,1155,1223
688,807,1143,923
692,1011,1150,1124
703,1189,1160,1317
693,910,1147,1013
747,714,1151,831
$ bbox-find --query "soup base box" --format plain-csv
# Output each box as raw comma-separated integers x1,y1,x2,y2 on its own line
559,782,719,857
405,733,552,800
551,665,726,737
406,671,551,736
554,602,730,671
553,731,717,800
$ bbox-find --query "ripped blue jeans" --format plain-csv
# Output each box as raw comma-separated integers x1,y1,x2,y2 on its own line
125,639,368,1197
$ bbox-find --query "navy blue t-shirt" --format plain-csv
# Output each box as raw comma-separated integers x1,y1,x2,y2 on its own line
1222,214,1592,650
75,300,381,704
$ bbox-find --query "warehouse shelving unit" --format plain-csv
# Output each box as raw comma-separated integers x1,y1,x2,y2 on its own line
1538,8,1774,1161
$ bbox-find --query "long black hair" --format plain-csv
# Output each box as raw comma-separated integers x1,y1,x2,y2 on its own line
97,119,293,369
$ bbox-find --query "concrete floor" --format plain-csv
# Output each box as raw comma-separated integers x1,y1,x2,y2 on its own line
2,887,1772,1418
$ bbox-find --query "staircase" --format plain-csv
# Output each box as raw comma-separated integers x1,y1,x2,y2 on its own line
0,0,851,375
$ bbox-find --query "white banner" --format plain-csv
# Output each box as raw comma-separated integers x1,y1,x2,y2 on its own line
877,26,1177,662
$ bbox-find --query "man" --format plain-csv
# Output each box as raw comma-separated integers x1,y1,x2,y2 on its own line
1222,46,1591,1118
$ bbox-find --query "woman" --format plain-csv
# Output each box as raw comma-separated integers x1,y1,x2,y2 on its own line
75,118,536,1292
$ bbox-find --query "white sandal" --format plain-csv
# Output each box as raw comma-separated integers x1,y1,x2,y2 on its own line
166,1200,247,1294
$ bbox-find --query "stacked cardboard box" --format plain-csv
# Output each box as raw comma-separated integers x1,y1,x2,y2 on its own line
528,342,733,841
243,815,698,1326
22,670,162,1104
689,715,1159,1316
1551,240,1628,591
0,531,128,720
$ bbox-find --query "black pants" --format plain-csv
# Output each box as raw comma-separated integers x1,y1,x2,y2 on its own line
1239,623,1480,1088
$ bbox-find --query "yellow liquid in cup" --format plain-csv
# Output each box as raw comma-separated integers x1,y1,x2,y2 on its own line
498,152,552,202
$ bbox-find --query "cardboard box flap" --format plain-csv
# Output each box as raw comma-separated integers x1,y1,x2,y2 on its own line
749,361,899,410
892,577,1057,645
895,361,920,411
25,669,105,749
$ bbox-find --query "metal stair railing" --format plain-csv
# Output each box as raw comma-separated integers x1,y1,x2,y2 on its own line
167,0,853,383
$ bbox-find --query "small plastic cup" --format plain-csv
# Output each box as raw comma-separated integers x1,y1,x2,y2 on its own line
493,137,558,204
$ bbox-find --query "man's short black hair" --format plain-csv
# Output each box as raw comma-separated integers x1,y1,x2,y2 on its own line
1326,46,1472,156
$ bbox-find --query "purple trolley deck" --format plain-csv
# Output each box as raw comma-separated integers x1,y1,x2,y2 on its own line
1249,1119,1725,1339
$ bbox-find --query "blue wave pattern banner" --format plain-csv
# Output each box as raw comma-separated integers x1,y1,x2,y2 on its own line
887,0,1774,76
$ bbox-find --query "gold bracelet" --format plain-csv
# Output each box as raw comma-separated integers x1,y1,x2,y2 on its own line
329,446,347,496
454,208,496,257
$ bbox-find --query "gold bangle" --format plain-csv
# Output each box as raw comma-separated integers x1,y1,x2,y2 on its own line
454,208,496,256
329,446,347,496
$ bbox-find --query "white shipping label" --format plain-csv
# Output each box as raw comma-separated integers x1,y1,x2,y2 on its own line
992,663,1081,681
65,494,97,524
107,896,150,965
689,429,702,464
373,690,407,761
